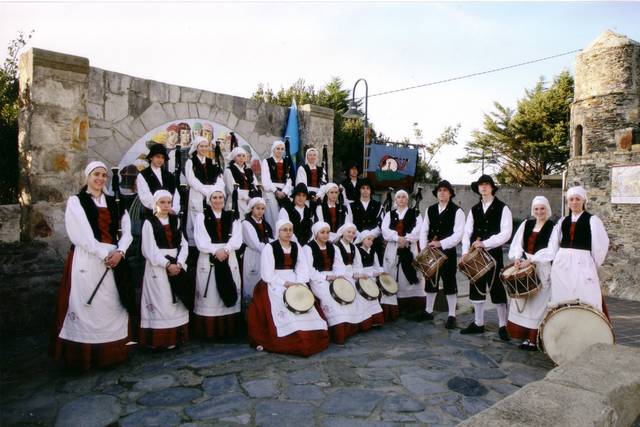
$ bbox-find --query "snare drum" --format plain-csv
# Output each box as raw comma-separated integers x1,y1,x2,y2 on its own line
283,284,315,314
538,301,615,365
357,277,380,301
500,263,541,299
377,273,399,296
330,277,356,305
413,246,448,280
458,247,496,283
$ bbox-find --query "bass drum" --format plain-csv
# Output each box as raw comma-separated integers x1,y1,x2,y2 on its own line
538,301,615,365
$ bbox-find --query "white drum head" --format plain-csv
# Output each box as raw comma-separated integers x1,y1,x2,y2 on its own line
358,278,380,300
284,284,315,314
331,278,356,304
540,304,614,365
378,273,399,295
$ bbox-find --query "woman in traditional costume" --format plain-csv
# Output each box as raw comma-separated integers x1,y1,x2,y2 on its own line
139,190,190,349
335,223,384,329
193,186,243,339
304,222,367,344
550,186,610,315
223,146,259,218
247,220,329,357
381,190,425,317
295,147,325,203
315,183,351,242
242,197,273,306
506,196,557,350
357,229,397,322
261,140,293,231
50,161,132,370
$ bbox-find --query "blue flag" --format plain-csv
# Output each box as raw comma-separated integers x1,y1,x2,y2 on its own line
284,100,300,171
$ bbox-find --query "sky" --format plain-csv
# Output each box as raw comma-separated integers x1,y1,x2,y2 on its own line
1,1,639,184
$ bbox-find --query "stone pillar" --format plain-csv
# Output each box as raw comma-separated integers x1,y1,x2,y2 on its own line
299,104,335,178
18,48,90,250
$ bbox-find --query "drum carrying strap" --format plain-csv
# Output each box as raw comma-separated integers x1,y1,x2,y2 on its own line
469,247,498,298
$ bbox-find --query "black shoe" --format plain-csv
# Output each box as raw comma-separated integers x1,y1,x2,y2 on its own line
415,311,434,322
445,316,457,330
498,326,511,341
460,322,485,334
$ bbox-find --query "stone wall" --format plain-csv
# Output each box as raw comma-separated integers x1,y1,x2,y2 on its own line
15,47,334,256
567,31,640,301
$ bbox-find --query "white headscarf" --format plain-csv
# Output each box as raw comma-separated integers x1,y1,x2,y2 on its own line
207,183,226,205
566,186,587,202
189,136,210,156
318,182,339,200
270,140,286,158
355,228,377,245
247,197,266,213
312,221,330,238
84,161,107,179
276,219,293,234
153,189,172,205
335,223,357,243
305,147,319,165
531,195,552,218
228,146,248,163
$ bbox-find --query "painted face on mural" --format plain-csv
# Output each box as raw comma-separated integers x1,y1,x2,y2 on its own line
203,129,213,143
179,129,191,146
166,131,178,149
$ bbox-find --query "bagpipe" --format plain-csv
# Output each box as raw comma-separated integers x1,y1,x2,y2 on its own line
173,144,189,237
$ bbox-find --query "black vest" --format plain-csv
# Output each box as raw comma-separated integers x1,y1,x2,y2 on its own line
192,154,221,185
358,246,375,268
560,212,592,251
321,201,347,232
271,240,298,269
390,209,418,236
308,240,335,272
245,216,273,243
337,241,356,266
426,201,461,241
266,157,289,184
302,164,324,188
148,214,182,249
470,198,507,242
350,199,382,232
341,178,359,201
285,204,313,244
227,163,255,190
522,219,555,254
203,207,234,243
76,189,120,244
140,167,176,195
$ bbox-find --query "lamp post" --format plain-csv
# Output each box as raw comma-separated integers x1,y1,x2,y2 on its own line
343,78,368,178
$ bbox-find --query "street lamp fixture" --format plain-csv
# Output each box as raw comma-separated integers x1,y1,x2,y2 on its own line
342,78,369,177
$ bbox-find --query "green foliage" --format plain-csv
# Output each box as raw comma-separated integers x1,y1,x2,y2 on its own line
410,122,459,183
0,30,33,204
252,77,364,179
458,71,573,187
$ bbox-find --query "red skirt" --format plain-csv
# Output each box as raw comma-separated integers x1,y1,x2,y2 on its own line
140,324,189,349
50,248,129,371
397,296,426,315
192,312,239,340
247,281,329,357
381,304,400,322
328,322,360,345
507,321,538,343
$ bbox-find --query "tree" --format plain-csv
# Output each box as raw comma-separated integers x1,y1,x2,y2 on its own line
412,122,460,183
458,71,574,186
0,30,33,204
252,77,364,179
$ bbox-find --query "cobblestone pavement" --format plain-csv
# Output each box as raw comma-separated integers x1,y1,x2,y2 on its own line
2,307,559,427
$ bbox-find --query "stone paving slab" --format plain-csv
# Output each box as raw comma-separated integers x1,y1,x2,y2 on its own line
2,296,638,426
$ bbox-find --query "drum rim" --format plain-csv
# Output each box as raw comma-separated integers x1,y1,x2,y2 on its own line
537,302,615,364
330,278,356,304
377,273,399,295
357,277,380,300
283,284,315,314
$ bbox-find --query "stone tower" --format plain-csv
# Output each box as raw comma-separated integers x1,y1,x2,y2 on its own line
567,30,640,301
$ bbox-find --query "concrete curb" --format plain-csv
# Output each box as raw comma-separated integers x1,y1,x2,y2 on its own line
459,343,640,426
